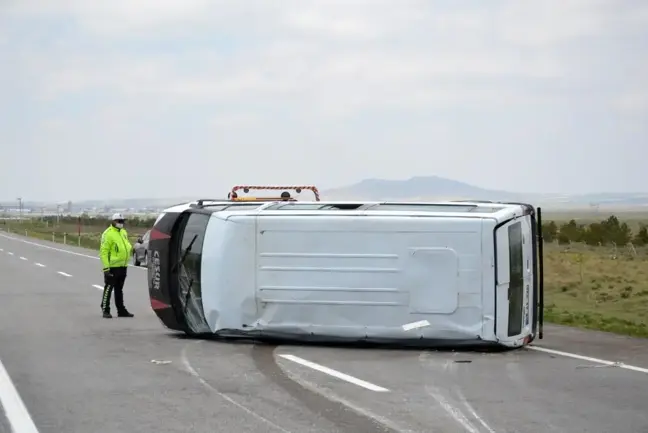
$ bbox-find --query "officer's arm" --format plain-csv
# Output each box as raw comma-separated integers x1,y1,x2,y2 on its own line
99,232,112,271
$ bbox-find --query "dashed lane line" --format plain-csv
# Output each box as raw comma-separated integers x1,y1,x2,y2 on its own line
0,233,144,270
92,284,104,291
278,354,390,392
19,257,27,261
34,263,46,267
56,271,72,278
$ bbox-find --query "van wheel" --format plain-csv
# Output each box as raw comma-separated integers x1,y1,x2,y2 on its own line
133,255,141,267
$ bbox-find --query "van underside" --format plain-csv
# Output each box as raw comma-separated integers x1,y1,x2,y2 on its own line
183,328,513,351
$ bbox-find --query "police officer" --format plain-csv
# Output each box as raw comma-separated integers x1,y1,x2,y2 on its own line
99,213,134,318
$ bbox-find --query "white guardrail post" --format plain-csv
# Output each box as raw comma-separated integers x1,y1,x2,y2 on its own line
52,232,55,242
63,233,67,245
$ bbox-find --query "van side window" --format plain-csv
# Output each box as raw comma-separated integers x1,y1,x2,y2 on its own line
176,213,211,334
507,222,524,336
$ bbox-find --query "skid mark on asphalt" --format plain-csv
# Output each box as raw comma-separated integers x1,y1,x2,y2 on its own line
419,352,498,433
253,344,403,433
180,342,292,433
278,364,412,433
456,389,497,433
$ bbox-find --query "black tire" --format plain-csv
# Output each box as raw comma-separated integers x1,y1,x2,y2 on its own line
133,254,141,267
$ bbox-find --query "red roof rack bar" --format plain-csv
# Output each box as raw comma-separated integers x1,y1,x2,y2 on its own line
229,185,320,201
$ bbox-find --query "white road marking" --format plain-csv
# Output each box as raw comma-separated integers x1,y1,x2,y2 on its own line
0,358,40,433
19,257,27,261
92,284,104,290
278,354,389,392
402,319,430,331
7,252,14,256
34,263,46,268
57,271,72,277
528,346,648,374
0,248,3,251
0,233,144,270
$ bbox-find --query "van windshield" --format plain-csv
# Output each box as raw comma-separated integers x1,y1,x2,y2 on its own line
176,212,211,334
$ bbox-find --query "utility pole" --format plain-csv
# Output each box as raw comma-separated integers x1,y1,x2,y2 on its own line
17,197,22,222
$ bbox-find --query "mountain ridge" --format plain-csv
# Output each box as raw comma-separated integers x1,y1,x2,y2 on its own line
3,176,648,210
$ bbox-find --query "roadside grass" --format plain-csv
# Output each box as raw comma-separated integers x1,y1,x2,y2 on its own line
2,216,648,339
1,220,145,250
543,242,648,338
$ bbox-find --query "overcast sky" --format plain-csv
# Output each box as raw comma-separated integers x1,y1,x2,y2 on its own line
1,0,646,202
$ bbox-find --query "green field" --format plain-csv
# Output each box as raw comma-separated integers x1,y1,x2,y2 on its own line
2,211,648,338
1,219,146,249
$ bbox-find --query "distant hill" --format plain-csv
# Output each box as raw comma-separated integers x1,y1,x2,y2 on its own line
322,176,648,210
323,176,516,201
5,177,648,212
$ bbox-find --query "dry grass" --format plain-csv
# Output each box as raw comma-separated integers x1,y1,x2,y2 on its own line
543,242,648,337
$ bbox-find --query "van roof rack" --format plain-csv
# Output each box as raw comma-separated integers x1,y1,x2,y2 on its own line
228,185,320,201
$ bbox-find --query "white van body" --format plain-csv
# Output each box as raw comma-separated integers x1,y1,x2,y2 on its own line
176,201,541,348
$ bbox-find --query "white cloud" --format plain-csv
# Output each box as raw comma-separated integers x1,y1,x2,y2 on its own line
1,0,647,200
5,1,647,118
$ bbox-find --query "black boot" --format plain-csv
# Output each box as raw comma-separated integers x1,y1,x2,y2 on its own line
117,309,134,318
103,311,112,318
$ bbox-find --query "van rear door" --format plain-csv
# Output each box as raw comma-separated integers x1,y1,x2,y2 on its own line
494,216,533,345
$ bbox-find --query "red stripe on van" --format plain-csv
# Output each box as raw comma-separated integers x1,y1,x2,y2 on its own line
150,228,171,241
150,298,170,310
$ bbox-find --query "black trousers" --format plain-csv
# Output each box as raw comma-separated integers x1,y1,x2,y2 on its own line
101,266,128,313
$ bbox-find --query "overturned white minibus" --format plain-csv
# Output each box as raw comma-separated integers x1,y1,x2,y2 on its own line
148,191,544,349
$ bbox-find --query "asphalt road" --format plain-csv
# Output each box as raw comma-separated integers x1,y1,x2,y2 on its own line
1,231,648,433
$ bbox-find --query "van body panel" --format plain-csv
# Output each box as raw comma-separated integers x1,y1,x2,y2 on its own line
199,215,487,341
